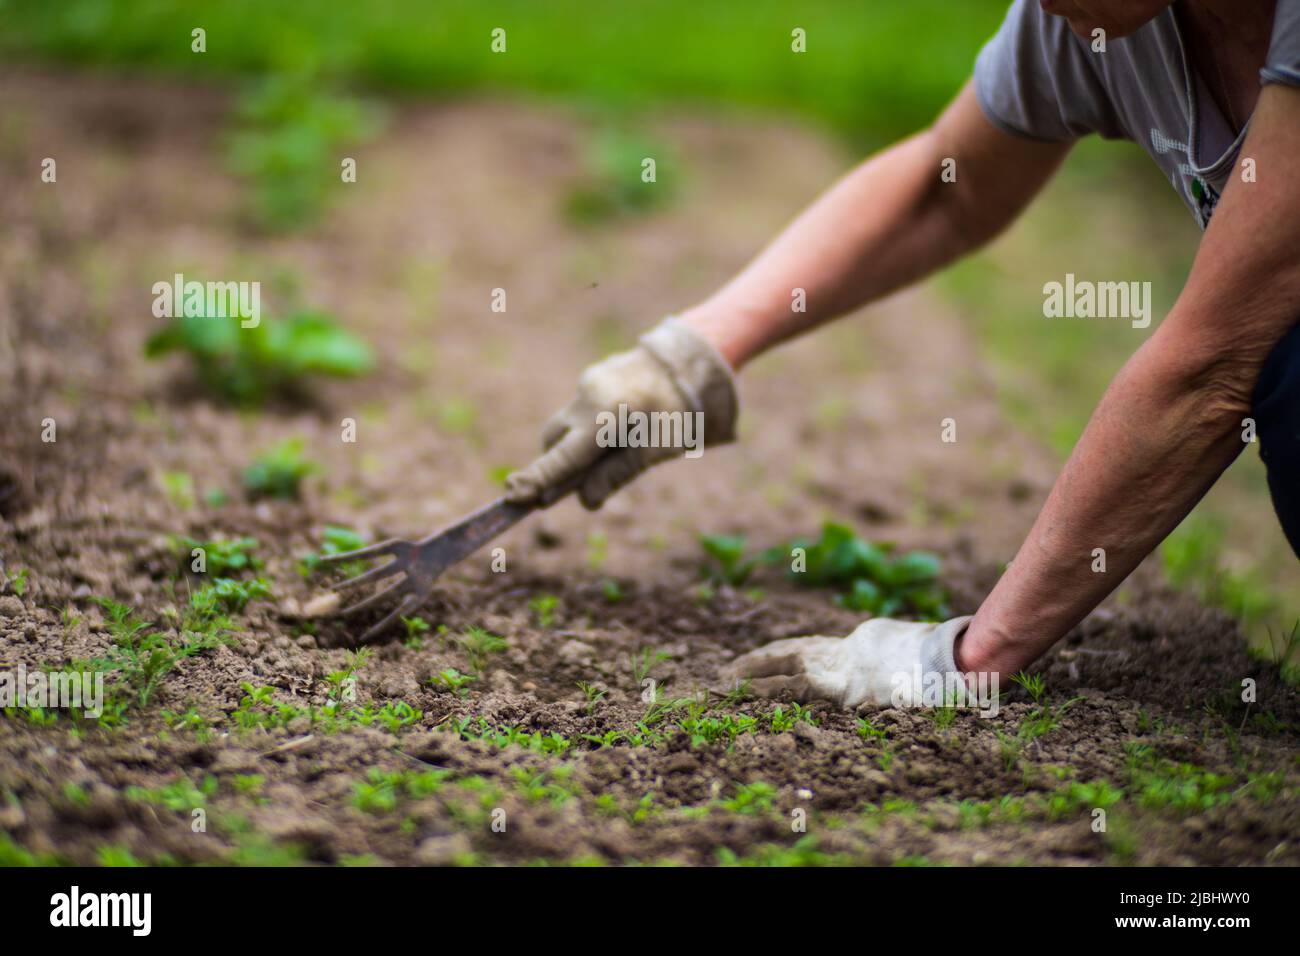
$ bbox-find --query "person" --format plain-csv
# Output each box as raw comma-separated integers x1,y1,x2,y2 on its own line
505,0,1300,708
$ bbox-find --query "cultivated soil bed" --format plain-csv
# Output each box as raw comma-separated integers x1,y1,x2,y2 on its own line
1,72,1296,866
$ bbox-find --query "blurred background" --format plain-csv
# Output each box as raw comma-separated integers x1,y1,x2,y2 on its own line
1,0,1295,655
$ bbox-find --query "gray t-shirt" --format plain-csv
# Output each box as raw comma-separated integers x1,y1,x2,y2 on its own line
974,0,1300,228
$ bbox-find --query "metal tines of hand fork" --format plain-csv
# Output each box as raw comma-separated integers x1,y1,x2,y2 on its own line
313,495,539,643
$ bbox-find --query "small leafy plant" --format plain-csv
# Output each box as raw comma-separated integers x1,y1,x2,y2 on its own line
699,534,757,586
456,626,507,674
242,439,318,500
179,536,262,577
146,299,374,406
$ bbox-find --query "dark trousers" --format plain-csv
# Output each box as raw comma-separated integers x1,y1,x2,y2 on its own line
1254,322,1300,559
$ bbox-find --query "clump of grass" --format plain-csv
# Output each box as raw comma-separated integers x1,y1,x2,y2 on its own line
242,438,318,500
146,300,373,406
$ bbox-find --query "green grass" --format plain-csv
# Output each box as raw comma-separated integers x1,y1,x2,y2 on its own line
0,0,1009,145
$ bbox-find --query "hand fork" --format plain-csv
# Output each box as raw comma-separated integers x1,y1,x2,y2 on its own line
315,477,580,644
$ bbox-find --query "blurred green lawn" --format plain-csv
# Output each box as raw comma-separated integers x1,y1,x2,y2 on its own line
0,0,1008,144
5,0,1295,647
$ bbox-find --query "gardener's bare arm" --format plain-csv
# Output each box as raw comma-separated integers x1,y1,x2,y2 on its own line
960,84,1300,679
679,82,1071,368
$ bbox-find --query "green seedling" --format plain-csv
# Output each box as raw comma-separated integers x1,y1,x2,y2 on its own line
431,668,475,697
125,774,217,811
147,300,373,406
352,767,450,814
766,521,949,620
721,781,777,814
629,645,671,687
191,577,272,614
529,593,560,628
242,439,318,500
300,525,369,578
89,597,230,709
456,626,507,674
232,774,266,800
325,648,372,703
179,536,262,577
576,680,607,716
699,533,757,586
159,471,196,510
512,764,579,806
1009,671,1047,704
5,567,28,596
586,530,608,570
600,578,623,602
401,615,431,649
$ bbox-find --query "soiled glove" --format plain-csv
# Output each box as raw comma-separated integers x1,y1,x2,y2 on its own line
505,317,738,510
721,617,973,709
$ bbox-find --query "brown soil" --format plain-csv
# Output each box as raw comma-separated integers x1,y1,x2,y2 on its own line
0,71,1296,867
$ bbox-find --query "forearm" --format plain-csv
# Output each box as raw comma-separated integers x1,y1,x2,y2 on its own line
678,128,968,369
959,337,1251,678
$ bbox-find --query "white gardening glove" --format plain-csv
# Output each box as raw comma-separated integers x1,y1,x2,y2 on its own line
505,317,738,510
721,616,973,709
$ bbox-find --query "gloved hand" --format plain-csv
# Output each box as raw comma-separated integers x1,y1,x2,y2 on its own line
720,616,973,709
505,317,738,510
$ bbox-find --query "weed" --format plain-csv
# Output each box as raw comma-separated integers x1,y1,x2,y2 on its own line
721,781,776,814
564,126,677,225
126,774,217,811
352,767,450,814
179,536,262,577
773,522,948,619
324,648,372,703
159,471,196,510
629,645,671,687
717,835,853,867
528,593,560,628
147,303,373,406
242,439,318,499
576,681,607,716
4,567,28,596
512,764,579,805
431,667,474,697
191,576,272,614
89,597,230,709
401,615,430,649
300,525,369,578
227,71,381,232
456,626,507,674
699,533,757,586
